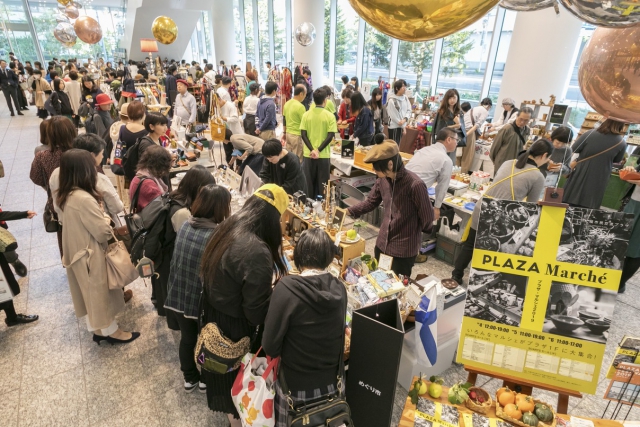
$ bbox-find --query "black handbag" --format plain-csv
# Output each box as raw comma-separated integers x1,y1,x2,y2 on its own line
279,306,353,427
43,186,59,233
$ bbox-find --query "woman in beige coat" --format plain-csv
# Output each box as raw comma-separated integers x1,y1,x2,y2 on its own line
31,69,51,119
57,149,140,345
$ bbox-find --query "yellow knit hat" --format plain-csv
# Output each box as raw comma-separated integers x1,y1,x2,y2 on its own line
253,184,288,214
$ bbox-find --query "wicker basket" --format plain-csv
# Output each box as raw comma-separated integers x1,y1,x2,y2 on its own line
496,398,557,427
465,387,492,415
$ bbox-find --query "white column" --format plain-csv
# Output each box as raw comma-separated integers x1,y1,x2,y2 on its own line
210,0,236,65
292,0,325,81
495,8,583,118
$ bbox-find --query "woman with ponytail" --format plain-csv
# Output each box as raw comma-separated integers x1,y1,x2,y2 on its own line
451,139,553,285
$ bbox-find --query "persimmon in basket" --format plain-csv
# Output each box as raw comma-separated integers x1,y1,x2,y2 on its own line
497,387,516,406
516,394,535,413
504,403,523,420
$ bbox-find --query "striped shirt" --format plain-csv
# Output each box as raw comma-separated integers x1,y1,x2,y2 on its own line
348,166,434,258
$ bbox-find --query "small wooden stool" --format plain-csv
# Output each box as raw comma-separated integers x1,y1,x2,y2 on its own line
465,365,582,414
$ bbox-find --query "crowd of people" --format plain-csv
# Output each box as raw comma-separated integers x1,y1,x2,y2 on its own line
0,49,636,426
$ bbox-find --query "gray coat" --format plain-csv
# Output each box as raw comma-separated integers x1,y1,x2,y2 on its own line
490,123,530,173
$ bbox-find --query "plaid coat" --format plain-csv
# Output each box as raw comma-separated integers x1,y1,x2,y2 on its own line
165,220,217,319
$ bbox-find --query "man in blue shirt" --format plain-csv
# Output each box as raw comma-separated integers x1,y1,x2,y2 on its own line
256,81,278,141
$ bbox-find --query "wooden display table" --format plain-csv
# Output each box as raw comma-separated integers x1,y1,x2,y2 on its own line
464,365,582,414
280,208,365,273
399,378,621,427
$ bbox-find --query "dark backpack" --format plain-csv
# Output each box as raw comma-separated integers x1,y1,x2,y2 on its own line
122,137,152,181
126,177,172,264
84,111,98,135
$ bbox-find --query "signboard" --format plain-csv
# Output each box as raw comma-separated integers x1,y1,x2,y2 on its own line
603,362,640,407
456,200,633,394
606,336,640,378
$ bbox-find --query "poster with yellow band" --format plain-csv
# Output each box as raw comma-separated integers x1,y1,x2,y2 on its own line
456,200,634,394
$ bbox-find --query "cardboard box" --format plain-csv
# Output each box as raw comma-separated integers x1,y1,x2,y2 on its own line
354,150,374,172
339,173,377,189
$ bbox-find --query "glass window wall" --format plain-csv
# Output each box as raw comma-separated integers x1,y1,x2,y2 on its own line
436,7,498,106
0,0,38,63
333,1,358,90
244,0,255,64
273,0,287,68
397,39,436,100
563,23,596,128
257,0,269,79
233,0,244,65
362,24,391,89
487,9,516,116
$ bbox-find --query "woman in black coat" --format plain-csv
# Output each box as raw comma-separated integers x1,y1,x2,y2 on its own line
0,209,39,327
50,78,73,119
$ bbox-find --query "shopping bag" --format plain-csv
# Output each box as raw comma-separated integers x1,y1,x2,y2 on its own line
0,263,13,303
414,284,438,367
231,349,278,427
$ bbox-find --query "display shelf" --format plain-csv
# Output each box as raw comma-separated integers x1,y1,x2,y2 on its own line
280,208,365,273
398,379,610,427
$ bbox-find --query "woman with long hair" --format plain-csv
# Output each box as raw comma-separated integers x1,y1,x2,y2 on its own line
81,75,102,108
30,115,76,255
451,139,552,285
433,88,464,163
57,149,139,344
350,92,374,146
165,184,232,392
562,119,627,209
263,228,347,426
50,78,73,119
200,184,288,427
369,87,386,134
337,87,355,138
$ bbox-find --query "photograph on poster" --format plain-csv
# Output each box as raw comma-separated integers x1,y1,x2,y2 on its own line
417,398,436,417
622,337,640,351
475,200,540,257
465,412,512,427
464,269,527,326
604,362,640,407
556,208,633,269
542,282,616,344
613,353,638,368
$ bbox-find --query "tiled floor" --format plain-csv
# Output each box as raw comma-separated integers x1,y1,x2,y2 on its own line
1,101,639,426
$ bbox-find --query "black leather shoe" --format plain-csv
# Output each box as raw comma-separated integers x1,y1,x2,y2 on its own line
22,107,29,110
11,260,27,277
106,332,140,345
17,112,24,116
10,112,15,117
5,313,39,327
92,334,109,345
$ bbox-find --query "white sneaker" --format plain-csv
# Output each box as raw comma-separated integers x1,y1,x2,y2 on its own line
199,382,207,393
184,381,198,393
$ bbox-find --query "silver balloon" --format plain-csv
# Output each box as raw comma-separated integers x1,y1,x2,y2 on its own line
560,0,640,27
500,0,555,11
61,38,77,48
54,22,77,44
72,1,82,8
65,5,79,19
57,3,66,12
294,22,316,47
55,13,70,23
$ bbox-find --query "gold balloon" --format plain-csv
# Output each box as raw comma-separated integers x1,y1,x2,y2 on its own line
578,26,640,124
73,16,103,45
152,16,178,45
57,0,72,5
348,0,500,42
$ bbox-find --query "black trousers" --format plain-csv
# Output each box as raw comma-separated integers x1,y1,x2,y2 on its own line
223,141,234,165
452,228,476,283
388,127,403,145
1,85,21,114
0,300,17,321
174,311,201,383
619,256,640,293
374,246,416,277
303,157,331,199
